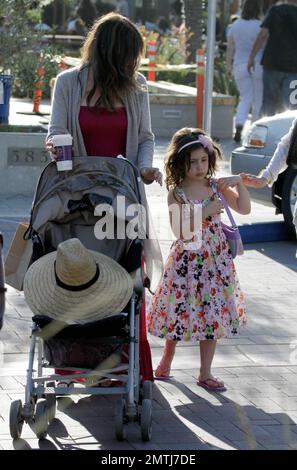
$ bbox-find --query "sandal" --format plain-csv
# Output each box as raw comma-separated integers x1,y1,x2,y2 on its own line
197,376,226,392
154,363,172,380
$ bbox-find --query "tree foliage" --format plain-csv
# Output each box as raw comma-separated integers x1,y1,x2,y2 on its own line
0,0,61,97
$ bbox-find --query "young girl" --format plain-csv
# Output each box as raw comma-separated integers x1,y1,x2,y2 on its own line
147,127,251,391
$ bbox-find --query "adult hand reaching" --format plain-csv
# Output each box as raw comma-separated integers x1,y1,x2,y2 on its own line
240,173,268,188
247,57,255,74
217,175,242,191
140,167,163,186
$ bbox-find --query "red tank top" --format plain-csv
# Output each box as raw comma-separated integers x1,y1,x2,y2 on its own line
79,106,128,157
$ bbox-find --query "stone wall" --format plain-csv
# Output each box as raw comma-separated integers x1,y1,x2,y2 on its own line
0,131,49,195
148,81,236,139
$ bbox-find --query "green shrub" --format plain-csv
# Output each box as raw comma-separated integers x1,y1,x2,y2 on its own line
12,47,61,99
0,0,61,99
213,57,238,97
139,26,194,85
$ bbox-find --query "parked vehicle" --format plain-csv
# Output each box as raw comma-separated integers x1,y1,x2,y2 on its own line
231,110,297,233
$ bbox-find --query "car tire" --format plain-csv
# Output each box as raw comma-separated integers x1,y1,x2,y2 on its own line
281,168,297,236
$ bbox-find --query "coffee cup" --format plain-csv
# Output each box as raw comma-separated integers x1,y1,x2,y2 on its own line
51,134,73,171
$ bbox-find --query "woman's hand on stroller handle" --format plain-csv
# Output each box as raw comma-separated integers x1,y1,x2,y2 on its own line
140,167,163,186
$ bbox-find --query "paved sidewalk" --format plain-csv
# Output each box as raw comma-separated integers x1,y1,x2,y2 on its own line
0,99,297,450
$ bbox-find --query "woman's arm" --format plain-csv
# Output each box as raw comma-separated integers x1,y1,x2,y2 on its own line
46,72,70,146
136,74,162,185
217,176,251,215
247,27,268,73
137,75,154,170
261,120,295,184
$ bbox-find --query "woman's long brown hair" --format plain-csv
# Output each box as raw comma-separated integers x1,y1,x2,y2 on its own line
81,12,144,110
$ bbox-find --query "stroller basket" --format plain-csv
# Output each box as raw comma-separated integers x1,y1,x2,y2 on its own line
34,313,128,369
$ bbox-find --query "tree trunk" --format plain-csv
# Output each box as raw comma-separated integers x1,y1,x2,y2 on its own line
183,0,206,63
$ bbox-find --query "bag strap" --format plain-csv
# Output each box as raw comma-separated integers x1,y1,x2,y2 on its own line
218,192,238,228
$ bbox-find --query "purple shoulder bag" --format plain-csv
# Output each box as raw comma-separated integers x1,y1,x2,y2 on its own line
219,192,244,258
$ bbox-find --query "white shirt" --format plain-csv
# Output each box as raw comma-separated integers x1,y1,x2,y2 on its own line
262,118,297,184
229,19,263,67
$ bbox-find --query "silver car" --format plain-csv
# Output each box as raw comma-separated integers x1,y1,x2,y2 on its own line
231,110,297,233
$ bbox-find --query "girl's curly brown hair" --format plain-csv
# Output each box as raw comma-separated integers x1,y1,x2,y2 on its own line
165,127,223,190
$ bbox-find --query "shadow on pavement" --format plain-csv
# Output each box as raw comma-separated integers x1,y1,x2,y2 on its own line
153,379,297,450
10,377,296,450
244,240,296,272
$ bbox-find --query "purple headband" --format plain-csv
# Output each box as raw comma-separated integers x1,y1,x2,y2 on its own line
177,135,213,154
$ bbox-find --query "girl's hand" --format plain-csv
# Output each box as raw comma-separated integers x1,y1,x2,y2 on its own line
217,175,241,190
46,142,58,161
140,167,163,186
240,173,268,188
204,198,224,217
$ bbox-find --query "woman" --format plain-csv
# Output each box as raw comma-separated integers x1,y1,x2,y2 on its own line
241,117,297,234
226,0,263,142
47,12,162,186
47,12,163,381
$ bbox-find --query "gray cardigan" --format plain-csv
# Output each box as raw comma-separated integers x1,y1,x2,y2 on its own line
47,65,154,170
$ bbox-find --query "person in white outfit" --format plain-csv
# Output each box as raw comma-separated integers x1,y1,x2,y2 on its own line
241,117,297,234
226,0,264,142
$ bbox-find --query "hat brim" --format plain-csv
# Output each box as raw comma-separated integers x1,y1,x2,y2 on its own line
24,249,134,324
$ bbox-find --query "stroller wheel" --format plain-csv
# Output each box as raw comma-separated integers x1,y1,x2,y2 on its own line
115,398,126,441
9,400,24,439
45,382,56,423
142,381,153,401
30,399,48,440
141,399,152,442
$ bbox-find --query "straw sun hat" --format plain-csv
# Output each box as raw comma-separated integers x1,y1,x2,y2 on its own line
24,238,134,324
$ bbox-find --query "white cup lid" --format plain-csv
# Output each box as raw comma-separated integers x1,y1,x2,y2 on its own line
52,134,73,146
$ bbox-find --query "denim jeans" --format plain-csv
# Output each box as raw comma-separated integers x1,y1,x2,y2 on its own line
262,68,297,116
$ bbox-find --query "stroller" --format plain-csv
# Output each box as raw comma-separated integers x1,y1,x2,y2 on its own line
9,156,157,442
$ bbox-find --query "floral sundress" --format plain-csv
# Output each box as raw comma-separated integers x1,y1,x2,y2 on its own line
147,179,246,341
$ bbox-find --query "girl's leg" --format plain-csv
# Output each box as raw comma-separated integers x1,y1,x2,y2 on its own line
155,339,177,378
198,340,225,389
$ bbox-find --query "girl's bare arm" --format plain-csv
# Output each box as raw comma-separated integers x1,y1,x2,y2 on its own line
217,176,251,215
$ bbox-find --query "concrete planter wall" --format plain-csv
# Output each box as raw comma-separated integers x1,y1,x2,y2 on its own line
148,81,236,139
0,128,49,195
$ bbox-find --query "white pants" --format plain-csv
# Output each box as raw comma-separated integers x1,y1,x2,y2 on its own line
234,62,263,127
